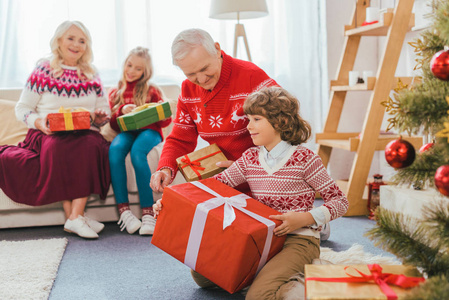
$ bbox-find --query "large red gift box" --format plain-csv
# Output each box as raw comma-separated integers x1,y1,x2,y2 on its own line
48,107,91,131
151,178,286,294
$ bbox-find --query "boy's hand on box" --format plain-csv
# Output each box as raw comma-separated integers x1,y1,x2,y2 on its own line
269,211,315,236
216,160,234,168
153,199,163,219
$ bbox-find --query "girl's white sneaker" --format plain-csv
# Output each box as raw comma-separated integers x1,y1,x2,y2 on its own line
139,215,156,235
117,210,141,234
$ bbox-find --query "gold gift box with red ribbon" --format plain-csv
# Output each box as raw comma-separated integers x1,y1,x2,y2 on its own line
176,143,228,182
48,107,91,132
151,178,286,294
305,264,425,299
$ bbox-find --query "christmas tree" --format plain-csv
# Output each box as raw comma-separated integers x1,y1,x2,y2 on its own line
367,0,449,298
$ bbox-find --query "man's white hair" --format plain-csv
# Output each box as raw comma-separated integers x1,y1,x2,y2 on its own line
171,28,217,66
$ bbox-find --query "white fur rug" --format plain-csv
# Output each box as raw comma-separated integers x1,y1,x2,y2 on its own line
319,243,399,265
0,238,68,300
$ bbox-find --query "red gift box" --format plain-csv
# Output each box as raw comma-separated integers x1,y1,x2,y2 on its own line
151,178,286,294
48,107,91,132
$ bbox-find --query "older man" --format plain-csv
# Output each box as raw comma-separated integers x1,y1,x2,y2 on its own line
150,28,278,193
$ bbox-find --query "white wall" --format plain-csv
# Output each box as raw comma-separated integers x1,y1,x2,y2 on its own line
325,0,422,181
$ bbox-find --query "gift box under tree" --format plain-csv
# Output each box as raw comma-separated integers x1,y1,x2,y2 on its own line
117,102,171,131
305,264,425,299
176,143,228,182
47,107,91,132
151,178,286,294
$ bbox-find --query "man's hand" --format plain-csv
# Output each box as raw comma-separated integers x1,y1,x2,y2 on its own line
35,116,52,135
122,104,136,115
269,211,315,236
150,168,172,193
153,199,163,219
216,160,234,168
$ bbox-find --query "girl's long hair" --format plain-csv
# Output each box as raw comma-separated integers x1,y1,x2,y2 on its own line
111,47,155,114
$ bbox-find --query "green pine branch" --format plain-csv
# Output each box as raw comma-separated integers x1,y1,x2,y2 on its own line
368,2,449,298
433,0,449,45
390,80,449,135
366,207,449,277
404,275,449,300
391,144,447,187
421,201,449,250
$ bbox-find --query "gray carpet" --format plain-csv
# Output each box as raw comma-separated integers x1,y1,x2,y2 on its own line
1,201,396,299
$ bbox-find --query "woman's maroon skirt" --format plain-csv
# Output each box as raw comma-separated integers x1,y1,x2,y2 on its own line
0,129,110,206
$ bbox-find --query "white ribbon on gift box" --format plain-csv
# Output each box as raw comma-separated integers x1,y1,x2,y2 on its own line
184,181,276,275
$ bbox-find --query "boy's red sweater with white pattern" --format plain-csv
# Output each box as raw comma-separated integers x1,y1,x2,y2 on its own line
108,81,172,139
157,51,278,179
214,145,349,237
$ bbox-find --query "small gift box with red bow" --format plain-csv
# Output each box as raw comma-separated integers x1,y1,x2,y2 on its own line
305,264,425,299
151,178,286,294
48,106,91,132
176,143,228,182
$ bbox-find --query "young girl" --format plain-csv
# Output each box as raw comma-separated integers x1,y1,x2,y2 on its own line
109,47,171,235
154,86,349,298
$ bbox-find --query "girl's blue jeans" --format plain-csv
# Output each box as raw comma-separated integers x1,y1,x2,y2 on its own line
109,129,162,208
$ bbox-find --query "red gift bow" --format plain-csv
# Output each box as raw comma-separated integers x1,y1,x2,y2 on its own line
180,150,223,180
307,264,425,300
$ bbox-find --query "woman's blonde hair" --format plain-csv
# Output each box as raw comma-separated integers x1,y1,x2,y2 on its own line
111,47,156,114
49,20,95,80
243,87,312,145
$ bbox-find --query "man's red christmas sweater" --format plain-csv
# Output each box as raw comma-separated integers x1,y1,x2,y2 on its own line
158,51,279,179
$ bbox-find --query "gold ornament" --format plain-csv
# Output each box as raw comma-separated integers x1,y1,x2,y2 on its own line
381,78,410,132
436,122,449,143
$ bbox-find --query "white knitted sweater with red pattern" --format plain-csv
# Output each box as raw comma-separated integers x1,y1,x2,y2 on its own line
214,145,349,237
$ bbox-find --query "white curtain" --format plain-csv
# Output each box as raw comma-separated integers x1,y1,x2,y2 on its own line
0,0,328,145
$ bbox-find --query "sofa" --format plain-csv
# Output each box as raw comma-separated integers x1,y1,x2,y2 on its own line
0,84,187,229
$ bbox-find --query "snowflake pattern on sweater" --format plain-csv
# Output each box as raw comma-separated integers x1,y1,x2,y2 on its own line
16,60,110,129
157,51,279,178
214,146,349,221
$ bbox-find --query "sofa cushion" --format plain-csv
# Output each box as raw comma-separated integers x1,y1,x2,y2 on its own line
0,99,28,146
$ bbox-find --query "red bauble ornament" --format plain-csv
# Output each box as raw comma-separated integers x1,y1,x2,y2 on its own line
385,138,416,168
419,142,434,153
434,165,449,196
430,48,449,81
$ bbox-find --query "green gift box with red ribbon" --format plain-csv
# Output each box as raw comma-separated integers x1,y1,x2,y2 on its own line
176,143,228,182
305,264,425,299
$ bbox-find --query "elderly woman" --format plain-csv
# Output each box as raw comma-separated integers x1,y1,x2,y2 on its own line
0,20,111,239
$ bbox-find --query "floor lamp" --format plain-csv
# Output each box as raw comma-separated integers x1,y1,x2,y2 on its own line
209,0,268,62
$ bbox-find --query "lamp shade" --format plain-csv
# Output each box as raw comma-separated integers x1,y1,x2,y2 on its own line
209,0,268,20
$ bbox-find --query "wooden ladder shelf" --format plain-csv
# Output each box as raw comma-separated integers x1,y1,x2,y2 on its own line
317,0,422,216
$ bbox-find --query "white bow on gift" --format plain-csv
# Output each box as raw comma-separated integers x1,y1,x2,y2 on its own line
184,181,275,274
192,181,249,230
